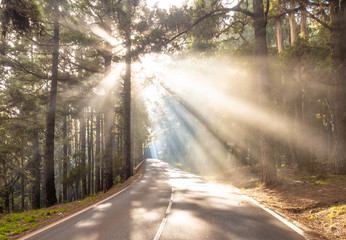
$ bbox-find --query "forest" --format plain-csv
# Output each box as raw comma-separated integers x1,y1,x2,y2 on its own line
0,0,345,229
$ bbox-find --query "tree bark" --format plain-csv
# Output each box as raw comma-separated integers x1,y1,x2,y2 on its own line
288,8,297,44
90,112,94,194
44,1,59,206
31,126,41,209
253,0,278,184
62,115,68,202
21,139,25,211
95,112,101,192
101,114,104,191
300,8,309,39
330,0,346,174
124,47,132,180
275,18,284,53
123,1,133,180
87,114,92,195
80,108,87,197
103,55,114,191
74,117,80,199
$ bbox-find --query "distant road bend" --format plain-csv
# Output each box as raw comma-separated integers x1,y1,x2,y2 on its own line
22,159,306,240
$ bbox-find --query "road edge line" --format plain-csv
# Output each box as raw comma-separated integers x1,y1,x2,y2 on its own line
167,163,309,240
20,161,146,240
242,194,309,240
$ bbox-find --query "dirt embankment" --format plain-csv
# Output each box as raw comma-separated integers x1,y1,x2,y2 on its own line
221,166,346,240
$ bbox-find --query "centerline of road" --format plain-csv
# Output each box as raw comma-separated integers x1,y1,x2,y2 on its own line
153,168,175,240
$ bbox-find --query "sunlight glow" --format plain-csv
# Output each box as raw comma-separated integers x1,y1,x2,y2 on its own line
146,0,190,10
90,25,119,46
141,55,328,174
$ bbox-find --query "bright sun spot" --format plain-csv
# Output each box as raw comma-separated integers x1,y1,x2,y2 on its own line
146,0,190,10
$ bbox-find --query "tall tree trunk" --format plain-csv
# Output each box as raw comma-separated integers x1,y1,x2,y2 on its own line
90,112,94,194
21,139,25,211
124,54,132,179
275,18,284,53
288,7,297,44
80,108,87,197
123,2,133,180
11,190,14,212
67,116,72,201
31,126,41,209
253,0,277,184
101,114,104,191
95,112,101,192
62,115,68,202
44,1,59,206
330,0,346,174
87,114,92,195
74,118,80,199
103,55,114,191
300,8,308,39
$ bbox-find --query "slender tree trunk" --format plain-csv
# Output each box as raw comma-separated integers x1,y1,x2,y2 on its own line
103,55,114,191
21,139,25,211
300,9,308,39
67,116,72,201
11,190,14,212
87,114,92,195
45,1,59,206
91,112,94,194
123,5,133,179
4,179,10,213
253,0,277,184
95,112,101,192
330,0,346,174
288,7,297,45
101,114,104,191
80,108,87,197
275,18,284,53
74,118,80,199
32,127,41,209
62,115,68,202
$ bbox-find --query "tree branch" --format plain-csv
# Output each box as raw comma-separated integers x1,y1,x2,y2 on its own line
163,0,255,47
306,9,331,30
269,6,302,20
264,0,270,24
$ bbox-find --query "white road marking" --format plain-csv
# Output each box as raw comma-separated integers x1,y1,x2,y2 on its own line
243,195,308,239
153,218,167,240
166,201,173,214
154,186,174,240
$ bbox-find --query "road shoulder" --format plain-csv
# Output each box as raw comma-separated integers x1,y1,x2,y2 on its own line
11,161,146,240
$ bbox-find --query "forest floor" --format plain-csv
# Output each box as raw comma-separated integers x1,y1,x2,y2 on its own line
220,165,346,240
1,161,146,240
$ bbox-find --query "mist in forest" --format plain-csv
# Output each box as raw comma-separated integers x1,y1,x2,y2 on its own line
138,54,330,176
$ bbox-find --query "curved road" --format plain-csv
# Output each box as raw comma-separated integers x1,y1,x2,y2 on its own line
22,159,306,240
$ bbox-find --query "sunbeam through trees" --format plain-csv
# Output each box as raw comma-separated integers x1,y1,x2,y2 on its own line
0,0,345,238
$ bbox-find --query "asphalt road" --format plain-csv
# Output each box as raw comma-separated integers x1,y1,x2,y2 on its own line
23,159,306,240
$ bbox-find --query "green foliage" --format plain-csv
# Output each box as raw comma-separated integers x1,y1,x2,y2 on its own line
329,204,346,222
0,206,71,238
61,163,87,186
0,0,43,36
23,214,37,223
114,176,125,185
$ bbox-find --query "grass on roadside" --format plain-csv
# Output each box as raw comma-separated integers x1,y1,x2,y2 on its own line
0,192,107,239
0,208,67,239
